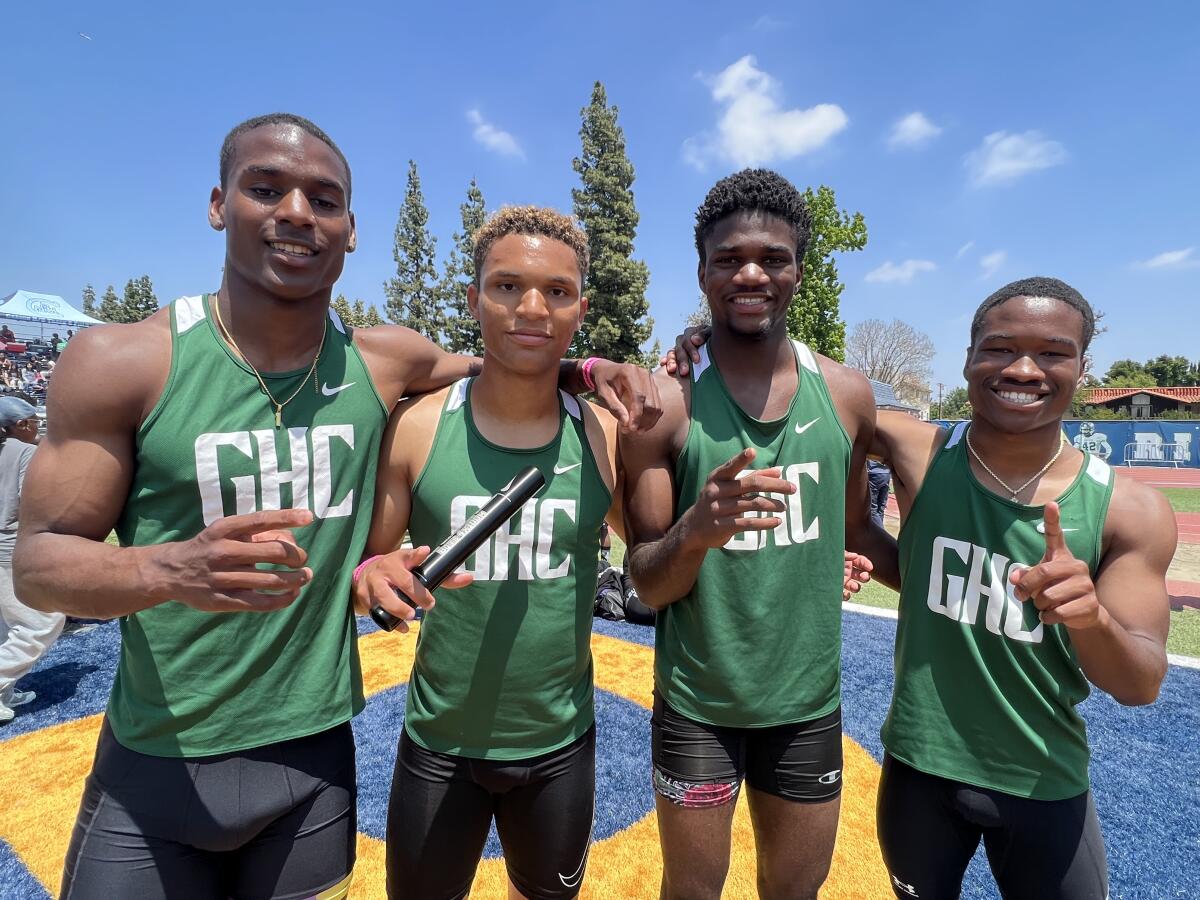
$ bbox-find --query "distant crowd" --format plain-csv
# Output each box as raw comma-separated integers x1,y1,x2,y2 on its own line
0,325,75,406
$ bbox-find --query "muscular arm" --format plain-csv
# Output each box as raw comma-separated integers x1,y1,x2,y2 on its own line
1061,483,1174,705
14,318,311,618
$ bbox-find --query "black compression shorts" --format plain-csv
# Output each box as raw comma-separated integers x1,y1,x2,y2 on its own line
651,692,843,806
60,719,356,900
877,754,1108,900
387,726,596,900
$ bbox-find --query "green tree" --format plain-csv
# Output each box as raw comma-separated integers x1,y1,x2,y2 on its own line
1103,358,1153,386
81,284,96,317
938,386,972,420
119,275,158,323
331,294,356,326
786,186,867,361
440,178,487,355
1145,354,1196,387
96,284,123,323
384,160,443,341
362,304,385,327
571,81,654,364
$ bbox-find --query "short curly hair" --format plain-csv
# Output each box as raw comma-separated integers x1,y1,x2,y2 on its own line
219,113,351,199
694,169,813,264
473,206,590,286
971,276,1095,351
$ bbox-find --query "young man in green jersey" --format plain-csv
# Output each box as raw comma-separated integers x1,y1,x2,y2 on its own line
352,206,621,900
865,278,1174,899
621,169,894,900
13,115,657,900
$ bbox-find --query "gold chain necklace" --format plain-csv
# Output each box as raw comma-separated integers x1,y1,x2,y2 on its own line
211,296,326,428
965,426,1066,502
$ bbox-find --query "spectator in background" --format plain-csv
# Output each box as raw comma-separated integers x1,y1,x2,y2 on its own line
0,326,15,345
56,334,68,359
868,459,891,527
0,397,62,723
50,334,61,361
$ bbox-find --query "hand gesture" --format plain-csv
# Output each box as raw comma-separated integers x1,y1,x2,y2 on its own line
353,546,474,634
661,325,711,377
843,551,873,601
1010,502,1102,630
680,448,795,551
158,509,314,613
588,359,663,432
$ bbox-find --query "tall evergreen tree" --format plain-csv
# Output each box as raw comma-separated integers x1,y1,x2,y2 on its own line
571,82,654,364
97,285,122,323
384,161,443,341
331,294,355,326
81,284,97,317
440,178,487,355
362,305,385,327
786,185,867,361
120,275,158,323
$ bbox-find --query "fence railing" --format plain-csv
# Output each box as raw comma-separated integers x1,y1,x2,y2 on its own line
1122,442,1188,467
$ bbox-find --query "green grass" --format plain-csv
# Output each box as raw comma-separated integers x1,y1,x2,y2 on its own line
1158,487,1200,514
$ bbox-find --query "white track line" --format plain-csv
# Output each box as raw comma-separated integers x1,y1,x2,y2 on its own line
843,603,1200,669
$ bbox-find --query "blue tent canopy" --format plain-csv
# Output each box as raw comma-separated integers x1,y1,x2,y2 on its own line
0,290,103,328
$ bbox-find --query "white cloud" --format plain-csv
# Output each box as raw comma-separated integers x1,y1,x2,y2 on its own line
956,240,975,259
888,112,942,150
466,109,524,160
752,14,788,30
1134,247,1199,270
682,56,848,170
979,250,1007,279
964,130,1067,186
865,259,937,284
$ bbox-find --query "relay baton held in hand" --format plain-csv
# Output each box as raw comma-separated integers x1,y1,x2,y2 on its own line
369,466,547,632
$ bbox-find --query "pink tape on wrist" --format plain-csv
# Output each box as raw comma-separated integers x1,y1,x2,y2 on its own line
352,555,383,587
582,356,601,392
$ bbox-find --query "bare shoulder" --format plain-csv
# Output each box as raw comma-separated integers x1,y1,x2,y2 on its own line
381,384,450,478
49,311,172,429
580,400,619,492
622,367,690,456
816,354,874,411
1104,474,1178,565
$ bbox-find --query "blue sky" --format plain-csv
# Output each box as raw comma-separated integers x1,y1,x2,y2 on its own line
5,1,1198,395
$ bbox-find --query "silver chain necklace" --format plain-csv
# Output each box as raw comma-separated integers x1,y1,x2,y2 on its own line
965,426,1066,501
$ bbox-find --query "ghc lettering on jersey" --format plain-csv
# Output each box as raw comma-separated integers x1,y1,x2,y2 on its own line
450,495,577,582
194,426,355,525
723,462,820,551
927,535,1043,644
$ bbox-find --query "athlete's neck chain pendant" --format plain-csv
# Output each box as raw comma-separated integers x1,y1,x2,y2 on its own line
211,295,325,428
965,426,1066,502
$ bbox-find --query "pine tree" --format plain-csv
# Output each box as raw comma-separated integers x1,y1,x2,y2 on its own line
384,161,443,341
331,294,356,327
97,285,123,323
82,284,97,317
349,299,367,327
785,186,867,362
440,178,487,355
120,275,158,323
362,305,385,327
571,82,654,364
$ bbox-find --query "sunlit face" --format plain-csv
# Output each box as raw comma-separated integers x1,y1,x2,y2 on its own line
468,234,587,375
209,124,355,302
699,211,800,341
965,296,1087,434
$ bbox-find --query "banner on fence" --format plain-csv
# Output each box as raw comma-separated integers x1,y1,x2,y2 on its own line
932,420,1200,468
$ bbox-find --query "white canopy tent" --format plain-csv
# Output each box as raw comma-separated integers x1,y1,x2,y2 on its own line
0,290,103,339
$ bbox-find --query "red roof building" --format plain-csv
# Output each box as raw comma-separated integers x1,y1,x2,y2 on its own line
1081,386,1200,418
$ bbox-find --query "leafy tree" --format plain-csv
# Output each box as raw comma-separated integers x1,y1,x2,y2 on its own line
440,178,487,355
685,295,711,329
362,305,385,327
331,294,355,326
937,386,972,420
117,275,158,323
332,295,386,329
384,161,442,341
786,185,867,361
96,285,123,323
571,81,654,364
82,284,96,317
846,318,934,408
1145,354,1197,387
1103,358,1152,386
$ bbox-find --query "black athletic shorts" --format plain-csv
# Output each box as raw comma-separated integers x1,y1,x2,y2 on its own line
387,725,596,900
877,754,1108,900
60,719,356,900
651,692,843,806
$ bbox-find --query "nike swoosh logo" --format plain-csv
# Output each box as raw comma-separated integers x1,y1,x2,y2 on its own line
553,462,582,475
1036,522,1079,533
321,382,355,396
795,417,821,435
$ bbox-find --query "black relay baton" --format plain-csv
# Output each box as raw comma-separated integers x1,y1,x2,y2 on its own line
369,465,547,632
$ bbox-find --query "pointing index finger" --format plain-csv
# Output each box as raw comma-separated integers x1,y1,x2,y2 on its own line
713,447,756,480
1040,501,1070,559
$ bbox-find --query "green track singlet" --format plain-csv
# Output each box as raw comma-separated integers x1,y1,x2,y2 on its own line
404,378,611,760
108,295,387,757
657,340,851,728
882,422,1114,800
